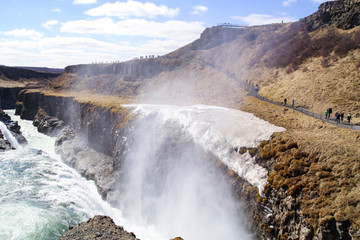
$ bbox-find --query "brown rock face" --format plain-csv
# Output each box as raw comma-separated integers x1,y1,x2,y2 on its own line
59,215,139,240
301,0,360,31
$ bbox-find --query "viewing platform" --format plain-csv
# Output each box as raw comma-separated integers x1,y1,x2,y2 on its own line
217,23,247,28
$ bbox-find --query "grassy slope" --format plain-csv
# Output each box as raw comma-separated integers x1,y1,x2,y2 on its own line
215,23,360,231
243,97,360,231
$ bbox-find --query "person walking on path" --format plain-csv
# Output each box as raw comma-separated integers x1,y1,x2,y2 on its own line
348,113,352,124
292,99,295,107
284,98,287,105
335,112,341,124
328,108,333,118
325,109,329,119
340,113,344,124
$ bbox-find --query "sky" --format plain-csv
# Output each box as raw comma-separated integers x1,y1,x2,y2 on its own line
0,0,329,68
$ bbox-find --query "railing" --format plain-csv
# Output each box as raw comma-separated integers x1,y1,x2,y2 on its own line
252,92,360,130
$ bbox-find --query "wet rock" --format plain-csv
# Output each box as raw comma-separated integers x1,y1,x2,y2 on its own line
33,108,64,136
0,109,11,122
0,109,27,145
59,215,140,240
55,126,115,200
0,131,12,151
317,216,340,240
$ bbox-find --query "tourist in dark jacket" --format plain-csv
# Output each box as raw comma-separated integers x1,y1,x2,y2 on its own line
328,108,332,118
348,113,352,124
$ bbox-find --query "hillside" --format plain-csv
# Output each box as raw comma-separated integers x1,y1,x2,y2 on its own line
0,65,61,88
47,9,360,123
14,0,360,238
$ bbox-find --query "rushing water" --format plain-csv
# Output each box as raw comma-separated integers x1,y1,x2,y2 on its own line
0,110,122,240
116,104,285,240
0,106,285,240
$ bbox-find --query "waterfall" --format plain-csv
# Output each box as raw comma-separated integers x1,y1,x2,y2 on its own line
115,104,285,240
0,121,21,149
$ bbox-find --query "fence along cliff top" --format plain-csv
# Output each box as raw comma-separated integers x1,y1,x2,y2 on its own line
217,23,247,28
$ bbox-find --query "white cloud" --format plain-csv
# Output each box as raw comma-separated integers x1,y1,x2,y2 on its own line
73,0,97,4
0,36,136,67
232,14,296,26
192,5,208,15
4,28,43,40
42,20,59,29
85,0,179,19
0,32,196,67
39,36,131,52
60,17,204,41
282,0,297,6
52,8,62,13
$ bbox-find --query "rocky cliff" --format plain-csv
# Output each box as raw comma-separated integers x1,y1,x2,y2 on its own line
0,65,61,109
301,0,360,31
14,88,360,239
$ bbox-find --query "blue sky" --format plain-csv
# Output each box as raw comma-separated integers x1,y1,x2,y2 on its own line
0,0,328,68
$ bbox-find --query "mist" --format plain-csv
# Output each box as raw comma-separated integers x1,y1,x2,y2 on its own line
58,30,284,238
112,104,284,239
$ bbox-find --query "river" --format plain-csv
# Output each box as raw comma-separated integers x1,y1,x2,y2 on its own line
0,106,284,240
0,110,163,240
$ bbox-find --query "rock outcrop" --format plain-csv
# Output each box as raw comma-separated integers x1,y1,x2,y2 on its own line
59,215,139,240
0,130,12,151
0,109,27,146
55,126,116,199
189,25,246,50
301,0,360,31
0,87,26,109
33,108,65,136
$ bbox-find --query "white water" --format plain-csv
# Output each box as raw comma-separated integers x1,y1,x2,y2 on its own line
2,110,167,240
117,104,285,240
0,121,21,149
124,104,285,194
0,111,121,239
1,105,285,240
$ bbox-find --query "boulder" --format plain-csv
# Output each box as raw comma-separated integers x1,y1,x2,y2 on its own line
59,215,139,240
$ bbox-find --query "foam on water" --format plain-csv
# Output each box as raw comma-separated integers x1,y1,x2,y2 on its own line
124,104,285,194
114,104,285,240
2,110,166,240
1,105,285,240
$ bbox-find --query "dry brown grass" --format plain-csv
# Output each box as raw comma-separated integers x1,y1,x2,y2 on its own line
243,96,360,231
179,23,360,124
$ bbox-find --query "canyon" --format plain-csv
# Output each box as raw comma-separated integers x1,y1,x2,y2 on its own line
1,0,360,239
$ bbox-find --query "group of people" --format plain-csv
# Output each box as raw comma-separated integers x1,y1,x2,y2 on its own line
325,108,352,124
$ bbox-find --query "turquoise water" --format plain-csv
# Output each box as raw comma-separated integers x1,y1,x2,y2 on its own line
1,105,275,240
0,110,117,240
